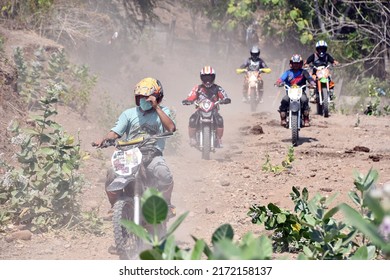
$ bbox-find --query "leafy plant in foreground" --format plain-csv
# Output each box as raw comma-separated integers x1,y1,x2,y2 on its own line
249,168,390,259
121,189,273,260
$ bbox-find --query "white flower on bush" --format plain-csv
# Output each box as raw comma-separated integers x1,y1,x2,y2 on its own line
378,216,390,242
11,134,27,145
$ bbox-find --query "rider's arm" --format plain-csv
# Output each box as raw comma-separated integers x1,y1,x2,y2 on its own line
184,85,199,102
327,54,339,66
93,131,120,147
239,59,250,69
303,70,316,86
147,95,176,133
304,54,314,67
275,70,288,86
155,105,176,132
217,86,229,100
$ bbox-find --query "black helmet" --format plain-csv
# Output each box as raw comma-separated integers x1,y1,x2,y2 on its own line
250,46,260,60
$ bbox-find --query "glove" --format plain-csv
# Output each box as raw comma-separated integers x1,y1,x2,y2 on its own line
182,100,192,105
274,81,283,87
222,98,231,104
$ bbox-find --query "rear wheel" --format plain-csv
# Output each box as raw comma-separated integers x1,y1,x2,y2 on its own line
291,112,299,146
202,125,211,160
113,199,142,260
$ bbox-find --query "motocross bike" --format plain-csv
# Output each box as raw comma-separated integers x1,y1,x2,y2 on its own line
183,97,230,160
93,132,173,259
236,68,271,112
282,84,306,146
312,65,334,118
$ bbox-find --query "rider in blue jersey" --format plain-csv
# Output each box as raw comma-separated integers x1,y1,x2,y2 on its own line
275,54,316,127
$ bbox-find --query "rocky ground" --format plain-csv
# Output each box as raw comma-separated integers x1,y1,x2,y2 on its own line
1,20,390,260
1,93,389,259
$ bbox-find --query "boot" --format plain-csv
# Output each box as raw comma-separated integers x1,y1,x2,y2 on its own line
303,110,310,127
161,183,176,219
280,111,287,126
216,127,224,148
188,127,197,146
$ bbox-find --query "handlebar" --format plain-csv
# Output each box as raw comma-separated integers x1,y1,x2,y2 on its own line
92,132,173,149
236,68,271,74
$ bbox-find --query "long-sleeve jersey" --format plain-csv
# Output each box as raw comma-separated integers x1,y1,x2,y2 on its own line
240,57,268,71
305,53,336,68
276,69,314,86
184,84,229,104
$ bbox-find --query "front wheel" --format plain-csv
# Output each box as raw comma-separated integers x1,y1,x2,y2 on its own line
249,88,257,112
113,199,142,260
202,125,211,160
291,112,299,146
322,88,329,117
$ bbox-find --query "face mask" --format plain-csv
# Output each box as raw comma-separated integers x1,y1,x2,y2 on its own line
139,98,153,111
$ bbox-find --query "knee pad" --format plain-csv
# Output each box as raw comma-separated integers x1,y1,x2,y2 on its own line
148,157,174,188
215,115,224,128
189,114,198,128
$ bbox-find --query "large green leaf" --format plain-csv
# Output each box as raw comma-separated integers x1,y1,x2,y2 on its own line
162,235,177,260
142,195,168,224
339,203,386,248
257,235,273,259
139,249,163,260
191,239,206,260
212,224,234,245
121,219,150,242
350,246,368,260
165,211,188,238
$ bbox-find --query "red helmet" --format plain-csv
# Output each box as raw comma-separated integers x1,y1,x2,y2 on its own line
200,66,216,88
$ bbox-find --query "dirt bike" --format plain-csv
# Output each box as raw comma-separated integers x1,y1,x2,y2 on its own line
183,97,230,160
282,84,306,146
312,65,334,118
92,132,173,259
236,68,271,112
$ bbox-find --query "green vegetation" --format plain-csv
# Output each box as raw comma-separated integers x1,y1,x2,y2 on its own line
0,46,101,233
262,145,295,174
0,81,84,232
13,46,97,115
127,168,389,260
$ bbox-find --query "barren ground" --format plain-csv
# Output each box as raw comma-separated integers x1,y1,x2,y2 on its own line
1,20,390,260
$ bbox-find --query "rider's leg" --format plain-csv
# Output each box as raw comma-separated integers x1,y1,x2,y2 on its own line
301,94,310,127
147,156,176,217
242,80,248,102
216,114,224,148
279,95,289,126
258,80,264,102
188,113,198,146
105,168,119,207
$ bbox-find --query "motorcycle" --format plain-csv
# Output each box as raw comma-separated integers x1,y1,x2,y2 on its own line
92,132,173,259
183,97,230,160
282,84,306,146
312,65,334,118
236,68,271,112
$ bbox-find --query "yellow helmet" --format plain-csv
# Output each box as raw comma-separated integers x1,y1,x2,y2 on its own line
134,77,164,106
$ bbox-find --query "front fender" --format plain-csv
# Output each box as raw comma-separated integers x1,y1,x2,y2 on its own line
290,101,300,112
106,176,135,192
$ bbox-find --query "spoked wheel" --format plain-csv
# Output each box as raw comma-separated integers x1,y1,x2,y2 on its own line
112,199,142,260
202,125,211,160
291,112,299,146
322,88,329,117
250,88,257,112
